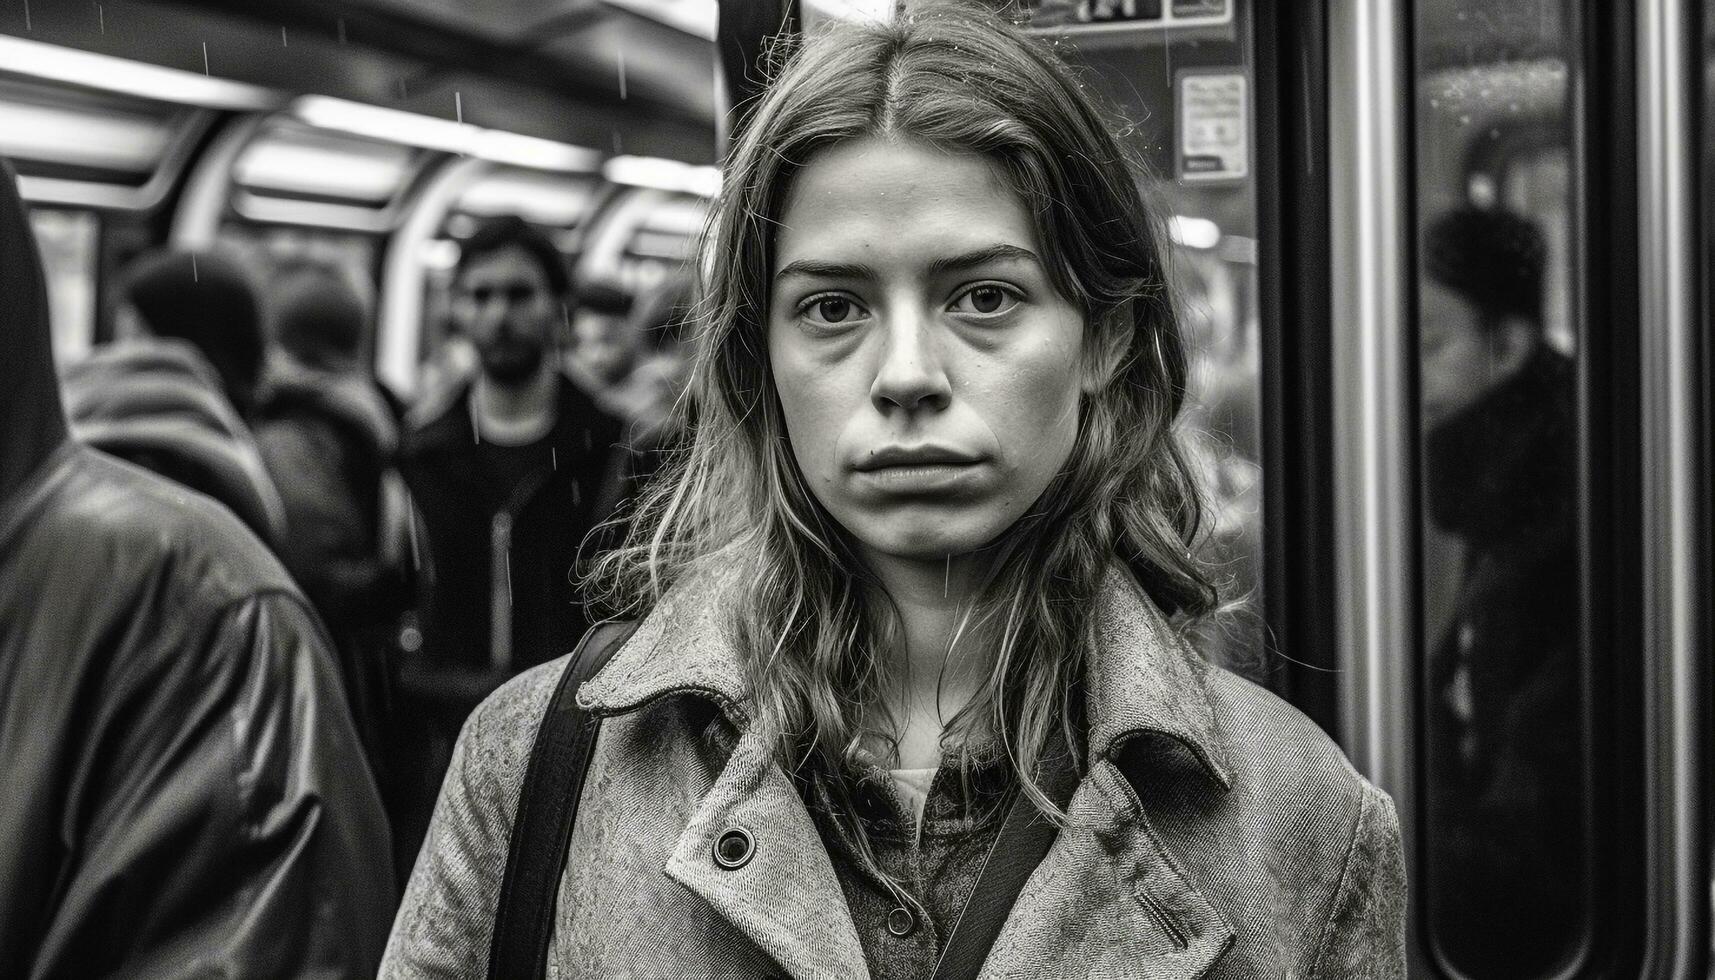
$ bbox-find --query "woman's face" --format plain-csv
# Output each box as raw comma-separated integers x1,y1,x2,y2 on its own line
767,137,1086,568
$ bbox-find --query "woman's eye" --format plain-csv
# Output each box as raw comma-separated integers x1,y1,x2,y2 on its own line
952,285,1019,316
801,294,865,326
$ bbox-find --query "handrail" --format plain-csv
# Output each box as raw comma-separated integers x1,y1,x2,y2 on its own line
1636,0,1705,973
1326,0,1415,807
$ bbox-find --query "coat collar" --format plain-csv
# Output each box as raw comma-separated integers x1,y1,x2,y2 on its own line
577,559,1232,789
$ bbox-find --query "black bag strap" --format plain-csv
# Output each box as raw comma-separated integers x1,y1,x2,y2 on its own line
488,619,640,979
931,744,1080,980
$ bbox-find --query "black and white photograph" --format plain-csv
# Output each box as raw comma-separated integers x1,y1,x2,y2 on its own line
0,0,1708,977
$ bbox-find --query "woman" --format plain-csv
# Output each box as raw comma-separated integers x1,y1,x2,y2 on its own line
383,6,1406,977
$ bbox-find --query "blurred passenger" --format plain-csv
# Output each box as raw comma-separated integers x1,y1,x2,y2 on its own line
64,245,287,549
564,278,636,401
0,165,394,976
585,273,697,511
113,248,267,419
60,333,287,548
254,263,410,779
394,215,625,875
1420,204,1580,976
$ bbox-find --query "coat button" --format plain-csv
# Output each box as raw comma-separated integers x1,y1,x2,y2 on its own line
887,906,917,937
712,826,754,869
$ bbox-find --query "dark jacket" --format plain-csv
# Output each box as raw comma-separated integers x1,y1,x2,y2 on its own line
383,562,1407,978
0,160,395,979
255,356,411,768
389,374,624,880
60,336,287,549
1423,347,1582,974
399,375,624,685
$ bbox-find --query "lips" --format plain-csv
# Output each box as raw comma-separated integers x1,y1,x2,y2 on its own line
849,445,989,496
851,445,985,472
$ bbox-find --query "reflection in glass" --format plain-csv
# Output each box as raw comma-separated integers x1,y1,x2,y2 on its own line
1414,3,1587,974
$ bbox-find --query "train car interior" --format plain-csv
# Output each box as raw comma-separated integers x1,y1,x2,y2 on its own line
1,0,1710,976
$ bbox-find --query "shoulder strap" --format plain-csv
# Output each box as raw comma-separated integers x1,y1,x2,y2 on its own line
488,619,640,979
931,746,1079,980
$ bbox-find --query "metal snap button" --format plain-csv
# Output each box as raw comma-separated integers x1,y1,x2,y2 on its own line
886,906,916,938
712,826,754,869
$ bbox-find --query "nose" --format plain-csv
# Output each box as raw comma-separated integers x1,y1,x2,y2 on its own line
473,293,512,334
869,309,951,416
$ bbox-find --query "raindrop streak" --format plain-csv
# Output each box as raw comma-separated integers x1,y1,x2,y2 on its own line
505,548,514,608
281,26,288,47
617,46,627,100
22,0,29,31
407,495,421,570
552,447,558,470
202,41,210,76
944,555,950,599
455,90,463,125
97,4,104,34
191,254,198,282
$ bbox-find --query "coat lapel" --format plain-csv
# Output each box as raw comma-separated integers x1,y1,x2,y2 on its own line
663,724,870,980
977,759,1235,980
583,560,1240,979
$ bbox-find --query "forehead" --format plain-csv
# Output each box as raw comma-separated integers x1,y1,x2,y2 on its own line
774,137,1038,273
457,244,551,287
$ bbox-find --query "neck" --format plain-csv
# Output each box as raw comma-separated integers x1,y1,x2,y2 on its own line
864,549,999,769
473,365,557,446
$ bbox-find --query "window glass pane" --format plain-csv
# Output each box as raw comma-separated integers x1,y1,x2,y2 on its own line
1014,1,1264,671
1412,2,1588,975
28,208,98,365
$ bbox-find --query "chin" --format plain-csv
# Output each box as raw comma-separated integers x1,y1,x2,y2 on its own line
848,508,1017,565
481,350,547,385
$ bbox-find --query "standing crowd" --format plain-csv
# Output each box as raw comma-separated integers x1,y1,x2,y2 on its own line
0,155,691,975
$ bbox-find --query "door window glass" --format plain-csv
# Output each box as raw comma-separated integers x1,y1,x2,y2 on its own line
1412,2,1588,975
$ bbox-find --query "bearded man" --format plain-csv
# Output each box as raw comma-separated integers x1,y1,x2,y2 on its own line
393,216,625,875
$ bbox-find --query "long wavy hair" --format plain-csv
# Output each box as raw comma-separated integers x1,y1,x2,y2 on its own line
587,1,1214,894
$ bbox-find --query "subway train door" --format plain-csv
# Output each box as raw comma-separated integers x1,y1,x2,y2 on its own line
1029,0,1713,975
1313,0,1712,976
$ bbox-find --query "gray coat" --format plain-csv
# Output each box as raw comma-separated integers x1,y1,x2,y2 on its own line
382,565,1406,978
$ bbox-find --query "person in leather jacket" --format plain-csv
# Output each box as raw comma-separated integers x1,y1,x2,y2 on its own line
0,161,396,976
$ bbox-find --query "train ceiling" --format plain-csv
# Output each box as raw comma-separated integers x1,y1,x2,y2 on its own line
0,0,719,163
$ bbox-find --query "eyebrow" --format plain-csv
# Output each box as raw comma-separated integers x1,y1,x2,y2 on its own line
772,243,1042,284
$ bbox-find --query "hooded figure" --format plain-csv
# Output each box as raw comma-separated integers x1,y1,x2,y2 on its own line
61,336,288,546
254,263,410,783
115,248,266,418
0,161,396,977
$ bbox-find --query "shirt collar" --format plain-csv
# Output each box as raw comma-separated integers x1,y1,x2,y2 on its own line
577,559,1231,789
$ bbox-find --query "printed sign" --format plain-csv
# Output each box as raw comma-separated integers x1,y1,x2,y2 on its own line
1177,71,1249,183
1018,0,1231,30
